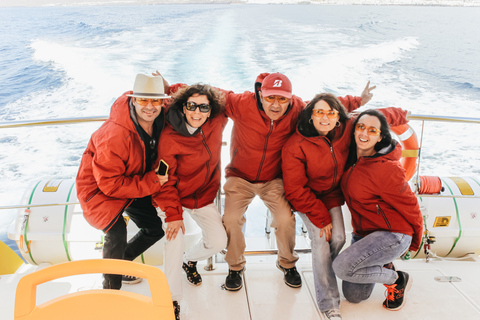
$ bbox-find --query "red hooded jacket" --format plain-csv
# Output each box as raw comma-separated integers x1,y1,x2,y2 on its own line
282,107,409,229
152,92,228,222
341,141,423,251
76,92,164,232
224,73,362,183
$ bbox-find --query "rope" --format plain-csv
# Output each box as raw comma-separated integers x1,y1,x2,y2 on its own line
418,176,443,194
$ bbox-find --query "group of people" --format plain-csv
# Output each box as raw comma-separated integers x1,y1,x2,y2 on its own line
76,71,423,320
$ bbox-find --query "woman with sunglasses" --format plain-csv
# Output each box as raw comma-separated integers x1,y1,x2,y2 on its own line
332,109,423,312
152,83,228,320
281,93,409,320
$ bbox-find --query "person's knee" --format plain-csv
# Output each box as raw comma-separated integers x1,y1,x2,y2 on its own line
343,290,368,304
331,233,346,252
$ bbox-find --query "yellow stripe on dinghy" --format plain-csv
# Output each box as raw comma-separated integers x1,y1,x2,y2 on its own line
449,177,474,195
0,240,24,275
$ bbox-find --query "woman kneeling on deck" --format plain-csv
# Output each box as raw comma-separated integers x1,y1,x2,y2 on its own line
282,92,409,320
332,109,423,311
153,83,228,320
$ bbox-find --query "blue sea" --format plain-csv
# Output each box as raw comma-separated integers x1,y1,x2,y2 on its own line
1,4,480,252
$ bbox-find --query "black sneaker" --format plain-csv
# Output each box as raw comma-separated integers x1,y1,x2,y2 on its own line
182,261,202,286
276,261,302,288
121,274,142,284
383,270,412,311
225,269,243,291
173,300,180,320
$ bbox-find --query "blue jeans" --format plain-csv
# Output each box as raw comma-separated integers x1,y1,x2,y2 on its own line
332,231,412,303
298,206,346,311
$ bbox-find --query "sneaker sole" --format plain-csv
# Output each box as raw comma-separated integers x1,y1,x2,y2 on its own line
276,261,302,288
122,279,142,285
224,283,243,291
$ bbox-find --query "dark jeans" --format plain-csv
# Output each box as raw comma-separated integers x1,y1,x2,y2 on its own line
102,196,164,289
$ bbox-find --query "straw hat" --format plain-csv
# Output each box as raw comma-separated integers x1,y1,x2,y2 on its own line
126,74,171,99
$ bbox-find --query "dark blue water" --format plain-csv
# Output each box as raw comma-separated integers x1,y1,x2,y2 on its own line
1,4,480,254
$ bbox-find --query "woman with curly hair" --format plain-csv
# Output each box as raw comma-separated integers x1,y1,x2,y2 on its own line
152,82,228,320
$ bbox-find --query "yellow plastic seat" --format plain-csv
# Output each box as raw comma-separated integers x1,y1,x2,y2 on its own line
14,259,175,320
0,240,24,275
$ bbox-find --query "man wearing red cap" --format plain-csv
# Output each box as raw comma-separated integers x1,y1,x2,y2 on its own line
222,72,375,291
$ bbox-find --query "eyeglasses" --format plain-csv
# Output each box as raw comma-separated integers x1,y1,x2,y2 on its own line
263,95,290,103
184,101,211,113
355,123,381,136
135,98,163,106
312,109,339,119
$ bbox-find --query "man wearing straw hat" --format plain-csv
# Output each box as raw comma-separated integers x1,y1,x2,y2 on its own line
76,74,170,291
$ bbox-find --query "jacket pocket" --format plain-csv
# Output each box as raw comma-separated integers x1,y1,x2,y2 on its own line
376,204,391,229
86,189,101,202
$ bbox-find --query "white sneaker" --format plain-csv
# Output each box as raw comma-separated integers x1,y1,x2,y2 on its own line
324,309,342,320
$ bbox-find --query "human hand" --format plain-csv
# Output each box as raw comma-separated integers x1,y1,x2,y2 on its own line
152,70,170,91
360,81,376,106
320,223,333,242
156,173,168,186
166,220,185,241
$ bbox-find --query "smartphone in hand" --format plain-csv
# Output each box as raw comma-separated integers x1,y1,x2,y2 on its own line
156,159,169,175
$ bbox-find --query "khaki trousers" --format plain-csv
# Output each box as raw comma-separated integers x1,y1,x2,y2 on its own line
222,177,299,270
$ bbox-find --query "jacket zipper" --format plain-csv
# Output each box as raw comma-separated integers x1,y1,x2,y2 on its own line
255,119,274,182
376,204,391,229
196,130,212,208
322,138,338,191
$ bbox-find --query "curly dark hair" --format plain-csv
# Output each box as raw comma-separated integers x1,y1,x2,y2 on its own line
345,109,393,169
298,93,350,137
169,83,225,118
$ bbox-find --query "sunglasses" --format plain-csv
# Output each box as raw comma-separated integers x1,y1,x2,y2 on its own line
355,123,381,136
184,101,211,113
263,95,290,103
135,98,163,106
312,109,339,119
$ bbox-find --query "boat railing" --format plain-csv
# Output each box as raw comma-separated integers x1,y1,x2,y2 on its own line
1,113,480,212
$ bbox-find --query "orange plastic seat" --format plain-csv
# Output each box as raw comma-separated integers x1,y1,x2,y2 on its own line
14,259,175,320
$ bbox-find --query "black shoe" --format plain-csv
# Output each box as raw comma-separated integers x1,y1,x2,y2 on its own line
173,300,180,320
383,271,412,311
276,261,302,288
225,269,243,291
121,274,142,284
182,261,202,286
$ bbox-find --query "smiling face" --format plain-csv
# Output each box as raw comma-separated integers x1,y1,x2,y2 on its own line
260,92,290,121
311,100,340,136
183,94,211,128
133,98,163,131
354,114,383,158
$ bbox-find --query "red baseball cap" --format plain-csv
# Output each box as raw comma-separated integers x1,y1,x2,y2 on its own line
260,73,293,99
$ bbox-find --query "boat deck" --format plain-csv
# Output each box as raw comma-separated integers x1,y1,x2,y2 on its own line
1,235,480,320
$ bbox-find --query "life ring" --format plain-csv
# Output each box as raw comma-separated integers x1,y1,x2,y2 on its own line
390,123,419,181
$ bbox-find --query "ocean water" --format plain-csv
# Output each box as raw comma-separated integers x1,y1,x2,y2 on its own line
1,4,480,249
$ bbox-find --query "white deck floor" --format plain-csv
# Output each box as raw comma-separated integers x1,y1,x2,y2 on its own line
2,236,480,320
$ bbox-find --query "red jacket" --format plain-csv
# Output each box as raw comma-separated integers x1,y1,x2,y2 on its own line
341,141,423,251
282,108,409,229
223,73,362,183
76,92,164,232
152,106,228,222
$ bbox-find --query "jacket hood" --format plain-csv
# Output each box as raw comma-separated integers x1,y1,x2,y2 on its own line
165,106,203,137
254,72,293,116
108,92,138,133
368,140,401,161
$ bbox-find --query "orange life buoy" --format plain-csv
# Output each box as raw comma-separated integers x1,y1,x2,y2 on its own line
390,124,419,181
